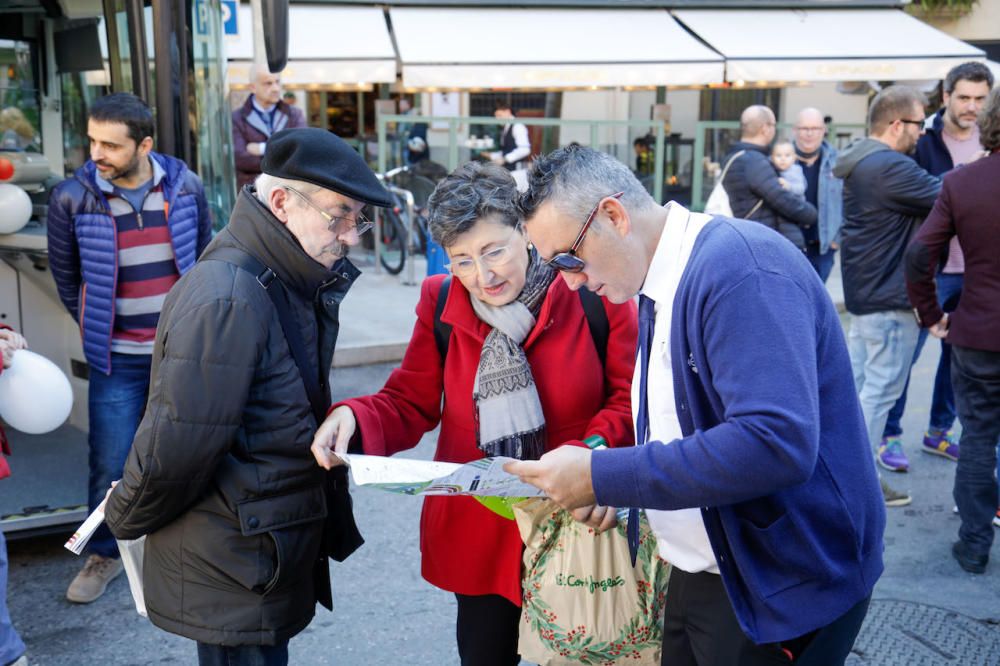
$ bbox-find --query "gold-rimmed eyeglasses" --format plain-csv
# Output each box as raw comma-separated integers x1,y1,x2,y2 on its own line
284,186,373,236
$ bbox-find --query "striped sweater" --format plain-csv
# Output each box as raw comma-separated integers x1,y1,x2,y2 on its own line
96,159,179,354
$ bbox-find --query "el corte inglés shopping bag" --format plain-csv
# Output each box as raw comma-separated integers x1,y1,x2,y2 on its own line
515,498,670,666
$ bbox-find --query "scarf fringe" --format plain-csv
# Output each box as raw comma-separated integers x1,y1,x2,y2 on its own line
479,427,547,461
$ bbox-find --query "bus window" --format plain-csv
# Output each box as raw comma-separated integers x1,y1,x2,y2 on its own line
0,39,42,154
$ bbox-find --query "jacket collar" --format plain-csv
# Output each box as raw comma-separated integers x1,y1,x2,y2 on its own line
93,154,165,194
77,152,184,205
241,95,291,138
225,187,359,301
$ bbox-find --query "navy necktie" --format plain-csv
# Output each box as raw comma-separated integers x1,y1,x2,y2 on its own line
628,294,656,566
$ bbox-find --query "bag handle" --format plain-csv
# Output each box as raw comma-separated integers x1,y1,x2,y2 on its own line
718,150,764,220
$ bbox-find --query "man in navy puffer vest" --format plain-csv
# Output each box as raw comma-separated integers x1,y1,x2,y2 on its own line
47,93,211,604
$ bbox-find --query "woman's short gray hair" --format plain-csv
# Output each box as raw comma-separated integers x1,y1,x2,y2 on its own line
426,162,520,248
519,144,657,224
254,173,322,207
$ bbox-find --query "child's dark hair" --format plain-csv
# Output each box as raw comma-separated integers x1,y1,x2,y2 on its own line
771,138,794,153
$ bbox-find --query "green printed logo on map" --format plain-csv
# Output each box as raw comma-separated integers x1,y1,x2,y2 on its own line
553,573,626,593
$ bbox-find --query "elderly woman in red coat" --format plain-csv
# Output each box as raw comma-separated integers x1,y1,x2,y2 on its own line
312,161,637,665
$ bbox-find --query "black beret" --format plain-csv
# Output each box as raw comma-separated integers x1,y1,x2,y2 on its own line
262,127,393,208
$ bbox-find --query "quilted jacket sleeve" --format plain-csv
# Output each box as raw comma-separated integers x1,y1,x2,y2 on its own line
45,183,82,321
105,281,266,538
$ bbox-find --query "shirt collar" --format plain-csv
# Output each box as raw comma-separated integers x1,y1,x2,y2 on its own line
639,202,691,305
251,96,276,115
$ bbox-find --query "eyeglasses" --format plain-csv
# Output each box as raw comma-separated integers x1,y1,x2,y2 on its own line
445,229,521,277
446,244,518,277
284,186,373,235
794,126,826,134
898,119,925,128
545,192,624,273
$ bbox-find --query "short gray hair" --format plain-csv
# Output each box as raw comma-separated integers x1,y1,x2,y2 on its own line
254,173,322,207
519,144,657,225
426,162,519,248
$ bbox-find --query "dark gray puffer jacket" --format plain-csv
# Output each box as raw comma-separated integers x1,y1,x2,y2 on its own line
105,188,359,646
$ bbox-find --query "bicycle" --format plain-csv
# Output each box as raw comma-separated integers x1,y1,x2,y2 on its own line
370,165,442,276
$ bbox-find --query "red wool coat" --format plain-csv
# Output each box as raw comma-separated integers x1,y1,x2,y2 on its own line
338,274,637,605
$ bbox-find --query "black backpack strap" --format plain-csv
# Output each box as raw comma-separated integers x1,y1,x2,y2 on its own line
577,288,609,367
204,246,326,427
433,276,453,361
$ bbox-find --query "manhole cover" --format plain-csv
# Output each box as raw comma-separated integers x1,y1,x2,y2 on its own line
848,600,1000,665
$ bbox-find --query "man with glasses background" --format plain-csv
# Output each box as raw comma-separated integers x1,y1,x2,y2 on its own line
833,85,942,508
508,144,883,665
104,127,391,666
793,108,843,283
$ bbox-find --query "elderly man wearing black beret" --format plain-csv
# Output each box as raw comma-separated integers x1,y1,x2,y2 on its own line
103,128,392,666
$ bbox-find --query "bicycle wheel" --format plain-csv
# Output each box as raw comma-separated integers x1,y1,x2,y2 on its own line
378,204,407,275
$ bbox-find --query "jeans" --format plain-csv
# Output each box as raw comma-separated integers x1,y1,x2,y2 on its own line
0,531,26,665
87,352,152,558
848,311,921,454
950,345,1000,557
806,248,836,284
197,642,289,666
883,273,962,438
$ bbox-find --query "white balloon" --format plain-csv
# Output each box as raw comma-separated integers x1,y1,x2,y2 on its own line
0,183,32,234
0,350,74,434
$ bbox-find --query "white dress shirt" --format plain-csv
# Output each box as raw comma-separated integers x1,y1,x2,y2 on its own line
501,122,532,167
635,202,719,574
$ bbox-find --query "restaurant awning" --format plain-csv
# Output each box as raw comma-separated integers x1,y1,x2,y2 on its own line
672,9,985,83
226,4,396,86
389,8,724,89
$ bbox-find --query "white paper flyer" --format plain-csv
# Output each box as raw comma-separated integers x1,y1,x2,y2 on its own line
340,454,545,498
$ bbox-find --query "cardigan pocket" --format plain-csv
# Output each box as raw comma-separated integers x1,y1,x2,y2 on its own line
730,511,821,599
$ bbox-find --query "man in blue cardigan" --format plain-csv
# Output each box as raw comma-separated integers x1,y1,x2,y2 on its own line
509,145,884,665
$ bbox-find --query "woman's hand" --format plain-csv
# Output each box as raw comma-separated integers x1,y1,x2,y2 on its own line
311,406,357,469
571,504,619,533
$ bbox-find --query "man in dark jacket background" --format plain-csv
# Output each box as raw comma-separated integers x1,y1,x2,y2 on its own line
232,64,306,191
880,61,994,473
104,128,391,665
47,92,212,605
721,105,817,250
833,84,941,509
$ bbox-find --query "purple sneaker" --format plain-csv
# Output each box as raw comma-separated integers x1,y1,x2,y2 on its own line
877,436,909,473
922,429,959,461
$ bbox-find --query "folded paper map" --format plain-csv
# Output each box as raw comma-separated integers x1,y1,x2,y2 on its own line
340,454,545,497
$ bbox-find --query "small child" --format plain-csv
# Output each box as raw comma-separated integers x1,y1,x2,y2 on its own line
771,139,806,198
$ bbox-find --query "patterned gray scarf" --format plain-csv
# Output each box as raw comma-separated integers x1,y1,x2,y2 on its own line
470,248,557,460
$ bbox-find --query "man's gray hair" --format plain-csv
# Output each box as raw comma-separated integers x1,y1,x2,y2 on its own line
254,173,321,207
519,144,657,225
868,85,927,135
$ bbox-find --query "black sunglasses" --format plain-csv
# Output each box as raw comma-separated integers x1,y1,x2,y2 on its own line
545,192,624,273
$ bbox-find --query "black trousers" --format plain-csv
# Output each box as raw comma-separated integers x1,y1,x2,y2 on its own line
661,569,870,666
455,593,521,666
951,345,1000,557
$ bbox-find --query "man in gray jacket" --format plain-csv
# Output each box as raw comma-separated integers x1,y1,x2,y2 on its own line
833,85,941,509
104,128,391,665
793,107,843,282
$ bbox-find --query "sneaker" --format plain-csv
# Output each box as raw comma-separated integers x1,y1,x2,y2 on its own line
994,508,1000,528
922,429,959,461
66,554,123,604
952,539,988,574
8,654,28,666
880,477,912,507
877,436,909,472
